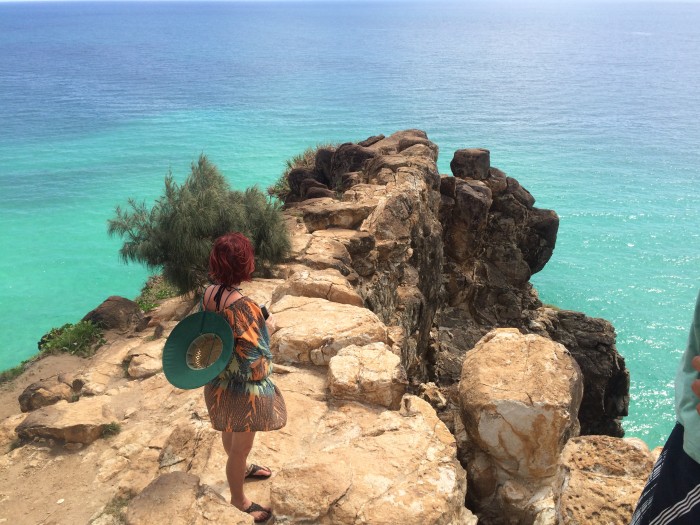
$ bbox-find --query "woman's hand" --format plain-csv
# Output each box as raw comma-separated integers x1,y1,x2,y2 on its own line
692,355,700,415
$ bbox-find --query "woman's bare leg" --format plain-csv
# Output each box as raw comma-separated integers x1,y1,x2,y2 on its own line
222,431,270,521
222,432,271,478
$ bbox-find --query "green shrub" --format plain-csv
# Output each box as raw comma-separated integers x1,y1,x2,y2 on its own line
267,143,337,202
39,321,105,357
266,173,291,203
135,274,178,312
102,422,121,438
108,155,290,293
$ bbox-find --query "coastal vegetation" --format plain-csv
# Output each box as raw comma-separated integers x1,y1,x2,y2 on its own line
108,155,290,293
38,321,105,358
267,143,338,202
100,495,130,522
135,274,178,312
102,422,121,437
0,359,31,384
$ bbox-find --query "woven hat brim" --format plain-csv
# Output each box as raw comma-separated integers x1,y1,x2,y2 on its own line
162,311,234,389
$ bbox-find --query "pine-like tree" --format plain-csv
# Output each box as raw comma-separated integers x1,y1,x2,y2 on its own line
108,155,290,293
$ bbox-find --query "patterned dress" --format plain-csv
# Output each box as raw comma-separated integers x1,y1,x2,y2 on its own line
203,295,287,433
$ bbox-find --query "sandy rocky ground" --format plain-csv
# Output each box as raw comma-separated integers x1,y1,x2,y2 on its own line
0,278,473,525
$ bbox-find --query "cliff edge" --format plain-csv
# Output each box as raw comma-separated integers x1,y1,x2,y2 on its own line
0,130,646,525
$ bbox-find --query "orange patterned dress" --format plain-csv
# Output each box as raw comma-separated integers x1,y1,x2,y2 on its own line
203,296,287,433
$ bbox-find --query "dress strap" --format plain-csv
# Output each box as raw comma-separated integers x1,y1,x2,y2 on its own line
212,285,242,311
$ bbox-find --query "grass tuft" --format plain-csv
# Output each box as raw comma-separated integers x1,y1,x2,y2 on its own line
102,422,121,438
135,274,178,312
0,363,27,384
38,321,105,358
95,494,131,524
267,143,337,202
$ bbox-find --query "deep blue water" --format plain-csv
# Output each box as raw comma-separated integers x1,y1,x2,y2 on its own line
1,0,699,448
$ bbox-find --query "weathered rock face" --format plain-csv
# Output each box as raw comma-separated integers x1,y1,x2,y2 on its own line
529,308,630,437
271,268,364,307
278,130,629,440
458,329,583,523
436,151,559,385
124,471,252,525
327,342,408,409
267,394,475,525
275,131,444,385
269,296,388,365
275,130,629,436
81,295,144,332
554,436,654,524
15,397,117,444
18,373,83,412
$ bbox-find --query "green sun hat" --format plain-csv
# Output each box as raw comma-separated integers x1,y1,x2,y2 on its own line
162,311,234,389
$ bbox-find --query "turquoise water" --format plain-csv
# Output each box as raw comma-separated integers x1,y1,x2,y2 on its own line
1,1,699,448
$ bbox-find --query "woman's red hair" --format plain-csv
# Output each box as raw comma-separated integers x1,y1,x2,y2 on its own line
208,232,255,287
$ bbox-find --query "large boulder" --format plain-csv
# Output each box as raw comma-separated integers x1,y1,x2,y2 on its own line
126,339,165,380
327,343,407,409
458,329,583,523
297,235,356,278
82,296,144,332
15,396,117,444
269,296,388,365
18,373,83,412
554,436,654,524
450,148,491,180
328,142,377,189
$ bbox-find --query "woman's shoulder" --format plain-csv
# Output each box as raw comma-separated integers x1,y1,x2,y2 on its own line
227,295,261,315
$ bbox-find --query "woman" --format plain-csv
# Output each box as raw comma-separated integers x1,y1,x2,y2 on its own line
202,232,287,523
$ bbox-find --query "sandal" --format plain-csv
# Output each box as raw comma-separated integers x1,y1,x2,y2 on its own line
243,501,272,523
245,463,272,479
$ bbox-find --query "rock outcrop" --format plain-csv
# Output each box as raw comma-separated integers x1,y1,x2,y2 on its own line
18,373,83,412
270,296,388,365
279,129,628,438
81,296,145,333
554,436,654,524
328,342,407,409
0,130,640,525
458,329,583,523
15,396,117,444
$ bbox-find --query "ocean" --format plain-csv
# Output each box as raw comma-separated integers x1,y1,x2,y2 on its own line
1,0,699,448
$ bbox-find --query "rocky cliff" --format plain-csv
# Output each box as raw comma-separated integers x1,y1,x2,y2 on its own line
0,130,646,525
280,130,628,437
